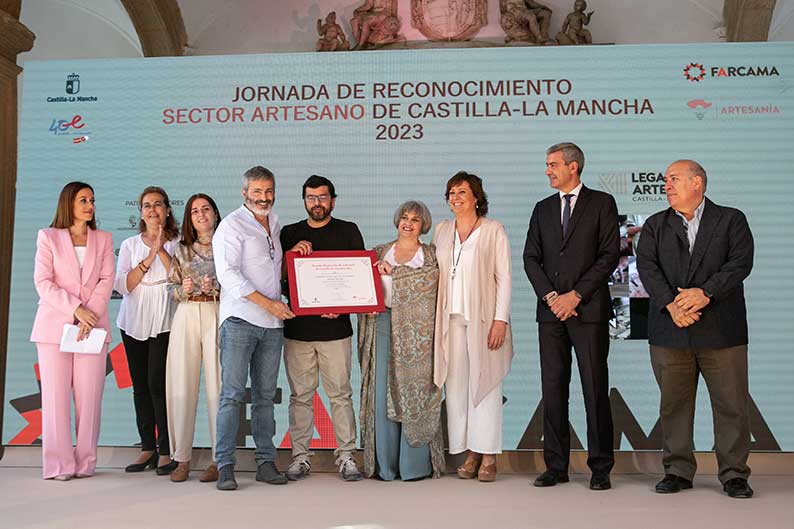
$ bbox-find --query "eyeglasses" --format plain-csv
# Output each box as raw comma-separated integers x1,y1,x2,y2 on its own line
266,234,275,260
305,194,330,204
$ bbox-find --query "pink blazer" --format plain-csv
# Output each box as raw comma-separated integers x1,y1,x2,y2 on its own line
30,228,115,344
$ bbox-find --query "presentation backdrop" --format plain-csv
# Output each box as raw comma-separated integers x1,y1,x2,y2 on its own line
4,43,792,452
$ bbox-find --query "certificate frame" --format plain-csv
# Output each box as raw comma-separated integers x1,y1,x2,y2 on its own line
285,250,386,316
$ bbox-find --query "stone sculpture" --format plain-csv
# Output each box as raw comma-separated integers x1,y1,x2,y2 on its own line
351,0,405,50
556,0,594,45
316,11,350,51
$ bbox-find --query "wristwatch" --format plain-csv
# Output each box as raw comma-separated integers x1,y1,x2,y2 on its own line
573,290,582,300
703,289,713,299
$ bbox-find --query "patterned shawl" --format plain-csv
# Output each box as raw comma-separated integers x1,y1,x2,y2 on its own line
358,241,445,478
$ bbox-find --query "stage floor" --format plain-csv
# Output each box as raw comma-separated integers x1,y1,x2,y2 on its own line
1,465,792,529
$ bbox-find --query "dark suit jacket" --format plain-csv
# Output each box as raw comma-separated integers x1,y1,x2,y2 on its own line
635,197,754,349
523,185,620,323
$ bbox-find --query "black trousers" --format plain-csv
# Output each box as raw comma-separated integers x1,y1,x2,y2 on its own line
121,330,170,456
539,320,614,474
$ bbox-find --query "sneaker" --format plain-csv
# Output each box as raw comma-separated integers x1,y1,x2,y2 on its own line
216,465,237,491
255,461,288,485
339,458,363,482
286,459,311,481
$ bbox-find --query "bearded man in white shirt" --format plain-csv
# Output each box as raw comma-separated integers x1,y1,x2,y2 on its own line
212,166,295,491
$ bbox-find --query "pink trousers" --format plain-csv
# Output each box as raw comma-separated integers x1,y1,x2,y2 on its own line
36,343,108,479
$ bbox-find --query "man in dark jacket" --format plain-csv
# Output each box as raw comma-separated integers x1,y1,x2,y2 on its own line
523,142,620,491
636,159,754,499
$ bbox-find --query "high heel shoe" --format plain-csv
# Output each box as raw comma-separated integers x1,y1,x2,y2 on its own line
456,457,482,479
156,459,179,476
477,462,497,482
125,452,157,473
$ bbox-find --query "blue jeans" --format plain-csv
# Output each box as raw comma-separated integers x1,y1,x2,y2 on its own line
214,316,283,469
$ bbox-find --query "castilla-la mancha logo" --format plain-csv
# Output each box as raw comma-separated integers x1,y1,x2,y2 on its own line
683,63,706,82
65,73,80,94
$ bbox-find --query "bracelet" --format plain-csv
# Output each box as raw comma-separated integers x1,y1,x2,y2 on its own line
543,291,559,303
138,261,150,273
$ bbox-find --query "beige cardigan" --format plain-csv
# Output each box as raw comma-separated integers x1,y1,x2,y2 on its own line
432,217,514,406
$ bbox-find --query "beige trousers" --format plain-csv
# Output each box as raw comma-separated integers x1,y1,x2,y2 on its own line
446,314,503,455
166,301,221,462
284,337,356,463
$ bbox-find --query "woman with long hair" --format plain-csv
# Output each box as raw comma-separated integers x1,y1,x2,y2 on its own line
165,193,222,483
31,181,115,480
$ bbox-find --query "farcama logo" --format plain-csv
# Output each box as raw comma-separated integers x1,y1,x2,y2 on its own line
684,62,780,81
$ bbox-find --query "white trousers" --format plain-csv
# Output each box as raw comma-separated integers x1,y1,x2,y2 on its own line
445,314,503,455
166,301,221,462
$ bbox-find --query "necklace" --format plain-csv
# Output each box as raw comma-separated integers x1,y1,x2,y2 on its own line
451,218,479,280
197,234,212,245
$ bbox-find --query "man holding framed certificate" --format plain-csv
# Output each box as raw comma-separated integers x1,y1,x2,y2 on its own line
280,175,366,482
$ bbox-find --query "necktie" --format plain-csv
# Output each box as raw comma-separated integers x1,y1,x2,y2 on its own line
562,194,574,237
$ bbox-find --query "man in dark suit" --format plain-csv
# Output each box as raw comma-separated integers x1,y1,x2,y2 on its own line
523,142,620,490
636,160,754,499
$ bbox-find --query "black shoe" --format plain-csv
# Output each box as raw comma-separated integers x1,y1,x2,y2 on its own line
655,474,693,494
216,465,237,491
533,469,570,487
156,459,178,476
256,461,288,485
124,452,157,473
590,473,611,490
723,478,754,499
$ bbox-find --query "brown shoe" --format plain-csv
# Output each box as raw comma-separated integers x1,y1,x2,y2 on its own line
478,463,497,482
170,462,190,483
199,463,219,483
456,457,482,479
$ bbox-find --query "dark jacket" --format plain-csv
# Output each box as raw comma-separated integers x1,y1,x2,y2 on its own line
523,185,620,323
636,197,754,349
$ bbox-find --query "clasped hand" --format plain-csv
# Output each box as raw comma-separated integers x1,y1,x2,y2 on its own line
549,291,580,321
667,287,710,328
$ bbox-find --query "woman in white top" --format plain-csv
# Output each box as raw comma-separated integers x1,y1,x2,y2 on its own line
432,171,514,482
30,182,115,480
114,186,179,475
358,201,444,480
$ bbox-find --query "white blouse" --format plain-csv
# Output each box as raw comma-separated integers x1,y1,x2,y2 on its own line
450,228,481,320
114,234,178,340
380,245,424,308
74,246,86,269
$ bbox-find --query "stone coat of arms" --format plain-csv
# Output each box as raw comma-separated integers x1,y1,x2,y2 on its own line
411,0,488,41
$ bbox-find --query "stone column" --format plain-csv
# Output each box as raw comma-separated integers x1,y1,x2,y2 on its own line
0,5,35,458
724,0,778,41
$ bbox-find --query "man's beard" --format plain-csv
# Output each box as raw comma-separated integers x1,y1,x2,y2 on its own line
246,196,272,216
307,204,332,222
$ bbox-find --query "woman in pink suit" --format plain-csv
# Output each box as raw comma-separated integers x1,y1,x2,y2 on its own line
30,181,115,480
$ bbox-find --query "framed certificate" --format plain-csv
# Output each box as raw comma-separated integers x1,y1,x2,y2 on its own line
285,250,386,316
